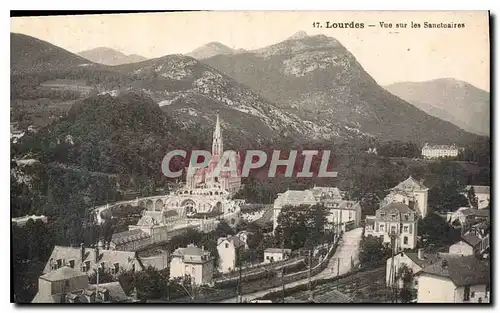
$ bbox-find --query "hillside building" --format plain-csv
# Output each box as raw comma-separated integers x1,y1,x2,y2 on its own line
421,143,459,159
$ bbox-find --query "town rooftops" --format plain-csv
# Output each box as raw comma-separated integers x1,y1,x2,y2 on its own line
322,199,360,210
378,202,413,214
40,266,88,282
404,251,440,270
310,187,344,200
460,208,490,218
392,176,427,191
275,190,317,206
111,229,151,246
264,248,292,254
43,246,138,274
420,255,490,287
465,185,490,195
171,244,212,264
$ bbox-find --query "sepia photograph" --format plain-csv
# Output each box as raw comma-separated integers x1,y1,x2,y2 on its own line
10,10,491,304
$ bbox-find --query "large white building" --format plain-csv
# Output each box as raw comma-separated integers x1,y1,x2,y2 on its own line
416,256,490,303
421,143,459,159
169,244,214,286
272,187,361,232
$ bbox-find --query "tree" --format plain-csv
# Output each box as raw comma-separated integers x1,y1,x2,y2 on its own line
467,186,478,209
397,264,414,303
89,268,116,284
358,235,391,268
119,266,169,302
418,213,461,249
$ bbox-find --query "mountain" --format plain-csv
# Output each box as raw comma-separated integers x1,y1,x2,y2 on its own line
11,33,97,74
78,47,147,65
186,42,235,60
385,79,490,136
201,34,481,145
10,33,332,147
111,55,336,146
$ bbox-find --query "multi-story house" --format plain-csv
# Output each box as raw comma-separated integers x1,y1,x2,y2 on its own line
365,202,418,250
416,256,490,303
322,199,362,232
169,244,214,285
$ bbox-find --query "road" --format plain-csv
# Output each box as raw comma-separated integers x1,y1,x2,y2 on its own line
217,227,363,303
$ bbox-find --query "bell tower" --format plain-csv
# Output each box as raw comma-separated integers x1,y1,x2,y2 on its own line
212,113,223,158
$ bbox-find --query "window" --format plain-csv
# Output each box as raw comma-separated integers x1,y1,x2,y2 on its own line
471,291,475,298
225,243,229,249
69,260,75,269
403,237,408,245
391,214,396,219
56,259,62,269
113,263,120,274
404,214,409,221
403,226,409,233
380,224,385,232
464,286,471,301
380,213,386,218
82,261,91,272
409,224,413,234
132,264,136,272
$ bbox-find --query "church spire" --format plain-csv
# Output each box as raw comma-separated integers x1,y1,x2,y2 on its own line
212,113,223,157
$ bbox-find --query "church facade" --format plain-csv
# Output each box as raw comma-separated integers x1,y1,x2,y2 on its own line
185,114,242,195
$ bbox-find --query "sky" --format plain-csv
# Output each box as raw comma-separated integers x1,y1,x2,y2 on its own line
11,11,490,91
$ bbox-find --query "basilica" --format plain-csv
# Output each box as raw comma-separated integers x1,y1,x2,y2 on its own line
185,114,242,195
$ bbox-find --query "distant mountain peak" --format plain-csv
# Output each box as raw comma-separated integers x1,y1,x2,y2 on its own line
186,42,235,60
78,47,147,65
288,31,309,40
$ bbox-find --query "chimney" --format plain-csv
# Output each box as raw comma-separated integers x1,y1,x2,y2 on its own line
95,244,99,263
80,243,85,263
417,248,424,260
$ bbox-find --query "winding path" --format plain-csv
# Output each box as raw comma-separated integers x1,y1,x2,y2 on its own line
217,227,363,303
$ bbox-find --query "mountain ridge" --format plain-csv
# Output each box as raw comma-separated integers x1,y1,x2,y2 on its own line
385,78,490,136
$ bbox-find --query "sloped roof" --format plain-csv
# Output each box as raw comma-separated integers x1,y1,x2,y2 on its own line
172,244,208,257
421,255,490,287
378,202,413,214
88,282,128,302
264,248,292,254
461,234,482,247
218,235,245,249
43,246,137,274
405,252,440,269
466,185,490,194
322,199,360,211
40,266,88,282
111,229,150,245
392,176,427,191
277,190,317,204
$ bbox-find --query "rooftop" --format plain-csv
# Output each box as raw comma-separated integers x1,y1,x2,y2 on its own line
465,185,490,195
111,229,151,245
404,251,440,269
460,234,482,247
275,190,317,205
420,255,490,287
43,246,137,274
264,248,292,254
378,202,413,214
40,266,88,282
392,176,427,191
